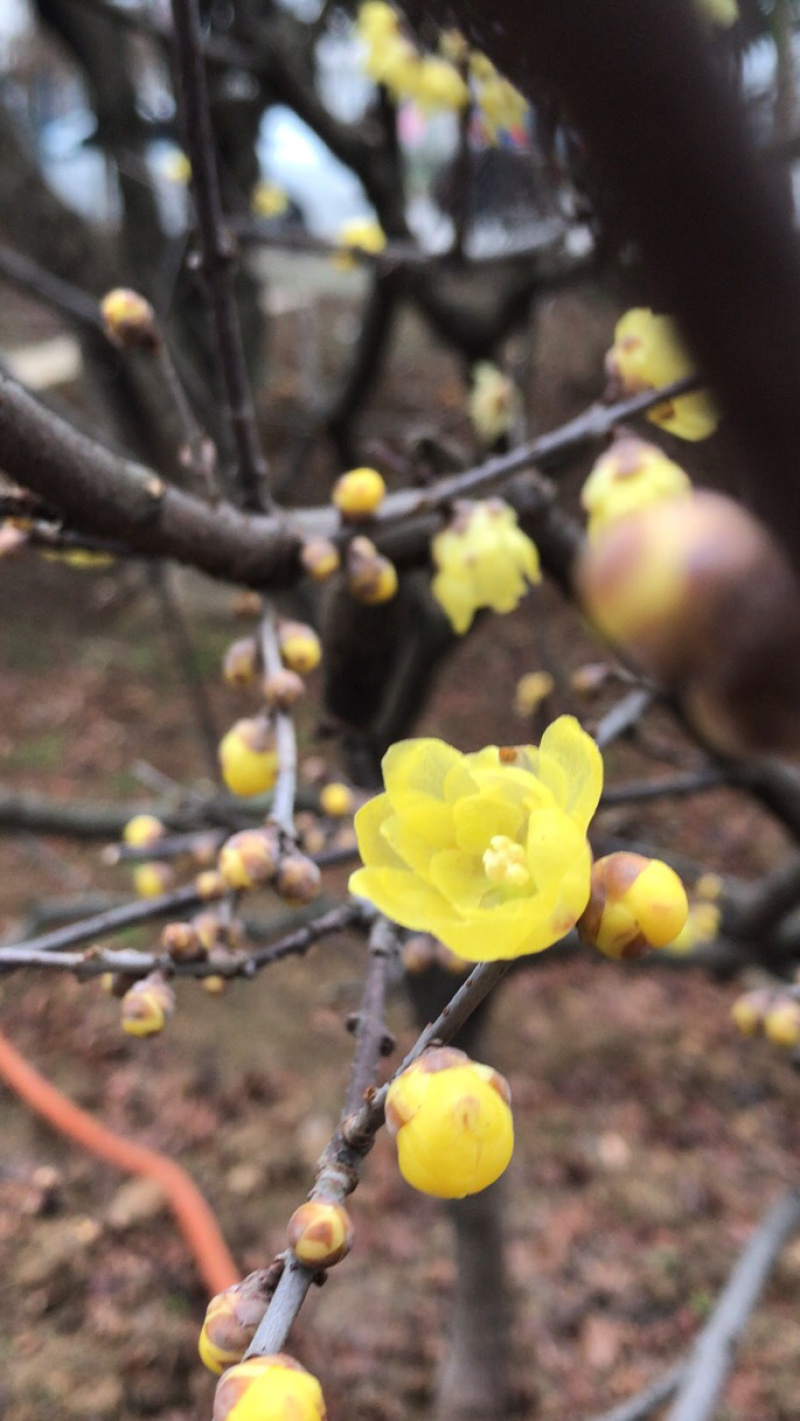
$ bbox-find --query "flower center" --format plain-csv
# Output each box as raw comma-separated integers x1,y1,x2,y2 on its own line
482,835,530,889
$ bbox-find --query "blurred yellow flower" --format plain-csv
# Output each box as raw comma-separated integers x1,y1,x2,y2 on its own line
251,181,289,219
414,56,469,112
468,362,517,444
662,900,721,955
695,0,738,27
334,218,387,271
349,716,602,961
163,151,191,185
514,670,555,717
431,500,540,635
581,435,691,542
385,1047,513,1197
470,55,528,142
606,308,719,441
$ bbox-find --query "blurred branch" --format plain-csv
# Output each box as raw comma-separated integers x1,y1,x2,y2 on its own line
0,884,204,960
170,0,270,510
261,607,298,837
600,768,731,807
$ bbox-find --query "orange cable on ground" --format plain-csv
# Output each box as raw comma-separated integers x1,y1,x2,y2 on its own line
0,1028,241,1296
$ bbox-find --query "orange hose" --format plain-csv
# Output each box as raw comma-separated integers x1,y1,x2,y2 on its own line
0,1029,240,1296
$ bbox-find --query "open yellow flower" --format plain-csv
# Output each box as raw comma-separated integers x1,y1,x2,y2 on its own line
432,499,540,634
581,435,691,542
606,308,719,441
349,716,602,961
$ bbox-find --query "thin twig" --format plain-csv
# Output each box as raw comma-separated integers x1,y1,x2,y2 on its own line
587,1362,686,1421
0,885,203,960
594,688,655,750
666,1190,800,1421
600,769,731,808
260,607,298,838
169,0,270,511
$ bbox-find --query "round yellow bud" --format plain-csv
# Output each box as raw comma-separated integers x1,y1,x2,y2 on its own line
219,719,279,797
196,869,227,900
161,921,203,961
219,829,279,891
346,535,398,605
764,999,800,1049
300,538,341,582
276,854,322,905
203,974,228,995
578,853,688,960
385,1046,513,1199
513,671,554,718
319,782,355,817
332,467,386,520
213,1355,326,1421
731,988,773,1038
123,814,165,849
133,862,174,899
287,1200,353,1267
223,637,260,689
100,288,159,351
278,622,322,676
199,1274,273,1375
120,975,175,1037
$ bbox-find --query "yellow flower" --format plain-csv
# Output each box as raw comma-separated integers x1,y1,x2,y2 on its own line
219,719,278,797
385,1046,513,1197
470,55,528,142
251,181,289,219
123,814,165,848
581,435,691,542
334,218,387,272
468,362,517,444
431,500,540,635
662,900,720,955
214,1355,326,1421
320,782,355,817
349,716,602,962
513,671,554,717
413,56,469,112
355,1,399,41
606,309,719,441
695,0,738,27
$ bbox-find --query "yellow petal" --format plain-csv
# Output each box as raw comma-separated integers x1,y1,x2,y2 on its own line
348,866,452,930
353,794,404,871
452,793,523,855
383,738,463,803
428,848,486,911
534,716,603,831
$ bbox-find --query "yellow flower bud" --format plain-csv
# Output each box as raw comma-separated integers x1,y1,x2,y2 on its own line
606,308,718,441
213,1354,326,1421
468,362,517,444
133,862,174,899
319,782,355,817
219,718,279,797
278,622,322,676
346,536,398,605
334,219,386,271
581,435,691,543
196,869,227,900
199,1273,273,1375
223,637,260,689
123,814,165,849
300,537,341,582
731,988,774,1038
120,974,175,1037
263,669,306,711
219,828,280,891
578,853,688,960
385,1046,514,1198
287,1200,353,1267
203,974,228,996
251,180,289,219
765,999,800,1049
161,921,203,961
276,854,322,905
513,671,554,718
100,288,159,351
333,467,386,520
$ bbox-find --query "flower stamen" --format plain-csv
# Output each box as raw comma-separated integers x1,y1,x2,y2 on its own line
482,835,530,888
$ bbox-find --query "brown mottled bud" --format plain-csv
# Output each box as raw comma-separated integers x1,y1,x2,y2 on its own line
195,869,227,900
194,910,227,954
223,636,260,688
161,920,204,961
276,854,322,904
120,973,175,1037
218,828,280,891
232,591,263,619
301,537,341,582
100,288,159,351
576,491,800,754
578,853,688,960
288,1199,353,1267
278,621,322,675
212,1354,324,1421
346,536,398,605
764,998,800,1049
731,987,774,1038
192,833,221,868
198,1271,274,1374
263,668,306,711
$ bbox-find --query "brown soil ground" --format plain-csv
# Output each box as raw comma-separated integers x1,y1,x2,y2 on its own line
1,284,799,1421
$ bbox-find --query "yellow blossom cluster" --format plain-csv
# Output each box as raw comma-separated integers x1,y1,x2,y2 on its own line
469,52,529,143
606,309,719,442
431,500,540,635
350,715,602,961
356,3,469,111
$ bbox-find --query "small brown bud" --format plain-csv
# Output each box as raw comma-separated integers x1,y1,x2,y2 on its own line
232,591,263,619
161,921,203,961
346,536,398,605
263,668,305,711
300,537,341,582
218,828,280,891
276,853,322,904
288,1200,353,1267
195,869,227,900
223,637,260,688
